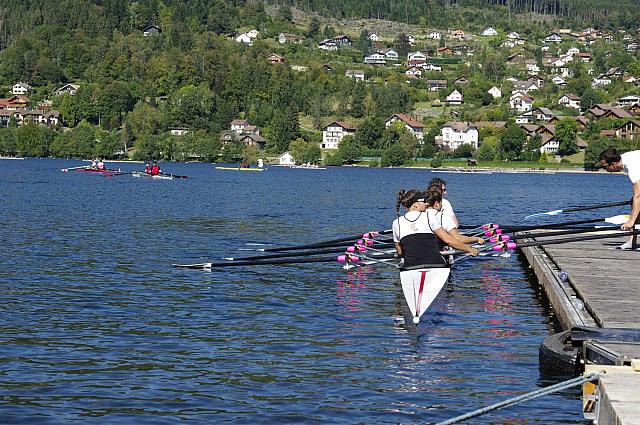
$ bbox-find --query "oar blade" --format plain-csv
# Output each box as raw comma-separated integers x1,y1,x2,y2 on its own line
605,214,630,225
524,209,563,220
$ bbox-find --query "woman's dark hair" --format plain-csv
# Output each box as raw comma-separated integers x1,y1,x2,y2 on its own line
428,177,446,189
425,187,442,207
396,189,421,214
599,147,621,165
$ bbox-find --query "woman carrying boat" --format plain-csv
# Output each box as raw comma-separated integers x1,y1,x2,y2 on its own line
393,189,478,269
427,177,484,246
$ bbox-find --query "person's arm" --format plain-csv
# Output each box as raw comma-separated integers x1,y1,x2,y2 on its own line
448,228,484,245
395,242,403,257
622,180,640,230
434,228,478,256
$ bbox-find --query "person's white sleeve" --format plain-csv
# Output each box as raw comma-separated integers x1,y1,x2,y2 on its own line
623,150,640,184
392,219,400,242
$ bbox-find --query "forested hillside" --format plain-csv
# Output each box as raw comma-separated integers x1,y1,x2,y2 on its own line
0,0,638,165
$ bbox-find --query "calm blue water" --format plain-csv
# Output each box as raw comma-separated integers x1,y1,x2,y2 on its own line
0,159,630,424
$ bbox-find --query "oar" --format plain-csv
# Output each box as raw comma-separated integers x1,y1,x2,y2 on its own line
500,217,616,233
161,172,189,179
524,199,631,220
173,256,340,269
221,242,395,262
497,230,635,251
61,164,91,172
250,230,392,252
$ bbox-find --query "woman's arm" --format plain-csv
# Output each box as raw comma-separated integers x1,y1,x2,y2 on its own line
435,228,479,256
448,228,484,245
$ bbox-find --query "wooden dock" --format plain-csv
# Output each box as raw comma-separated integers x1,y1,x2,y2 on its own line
520,231,640,424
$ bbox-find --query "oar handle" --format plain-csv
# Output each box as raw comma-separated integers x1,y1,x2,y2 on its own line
503,230,634,249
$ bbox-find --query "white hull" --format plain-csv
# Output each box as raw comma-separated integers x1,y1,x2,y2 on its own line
400,267,451,323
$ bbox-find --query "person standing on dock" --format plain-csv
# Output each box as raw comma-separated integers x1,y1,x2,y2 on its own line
599,148,640,248
427,178,484,247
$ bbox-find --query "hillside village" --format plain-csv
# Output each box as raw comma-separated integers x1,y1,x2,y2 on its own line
1,7,639,168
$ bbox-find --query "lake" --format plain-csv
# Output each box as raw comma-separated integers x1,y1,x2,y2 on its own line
0,158,630,424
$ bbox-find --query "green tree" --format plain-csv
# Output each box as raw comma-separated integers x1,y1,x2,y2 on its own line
522,134,542,161
477,139,498,161
381,143,410,167
336,135,361,164
16,122,51,157
453,143,474,158
267,108,300,153
580,88,604,111
288,138,308,164
556,119,579,156
355,116,384,148
351,81,366,118
499,125,526,160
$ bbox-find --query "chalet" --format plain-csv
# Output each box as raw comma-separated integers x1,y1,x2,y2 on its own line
512,80,538,93
552,75,567,86
279,152,295,166
544,32,563,43
427,30,442,40
12,83,32,95
629,103,640,115
536,124,556,138
617,95,640,107
236,33,254,44
575,116,590,128
142,25,161,36
405,66,422,77
267,53,286,64
627,43,640,52
516,110,533,124
623,75,637,84
506,53,524,66
592,74,612,87
474,121,507,130
385,114,424,141
318,39,337,51
345,69,365,82
531,107,555,122
426,79,447,92
363,53,386,65
332,35,352,46
422,63,442,71
507,31,520,39
321,121,356,149
437,46,453,56
448,29,465,39
566,47,580,56
379,48,399,61
539,134,559,154
219,130,236,144
509,93,534,112
438,122,478,150
445,89,464,105
614,120,640,141
558,94,581,109
278,33,304,44
54,84,80,96
524,60,540,75
368,33,379,42
578,52,592,62
169,127,189,136
606,67,624,78
481,27,498,36
454,77,469,86
0,95,29,110
240,133,266,149
488,86,502,98
407,51,427,65
1,108,60,128
519,124,540,135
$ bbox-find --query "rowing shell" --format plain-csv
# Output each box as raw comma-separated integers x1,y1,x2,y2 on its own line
215,166,264,172
132,172,174,180
400,267,451,324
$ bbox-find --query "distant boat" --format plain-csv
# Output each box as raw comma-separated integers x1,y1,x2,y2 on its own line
432,168,492,174
215,166,265,172
0,156,24,160
291,164,326,170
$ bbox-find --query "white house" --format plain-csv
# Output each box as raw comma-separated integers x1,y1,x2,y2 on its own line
525,60,540,75
566,46,580,56
439,122,479,150
236,33,254,44
407,51,427,65
544,32,562,43
481,27,498,36
318,39,338,50
446,89,464,105
618,95,640,107
363,53,386,65
169,127,190,136
381,49,399,61
321,121,356,149
385,114,424,141
279,152,295,166
368,33,379,42
516,110,533,124
540,135,559,154
405,66,422,77
509,93,534,112
230,119,250,134
422,63,442,71
558,94,581,109
552,75,567,86
54,83,80,96
507,31,520,39
142,25,161,36
246,29,259,39
592,74,612,88
427,30,442,40
12,83,32,95
345,69,365,81
488,86,502,98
